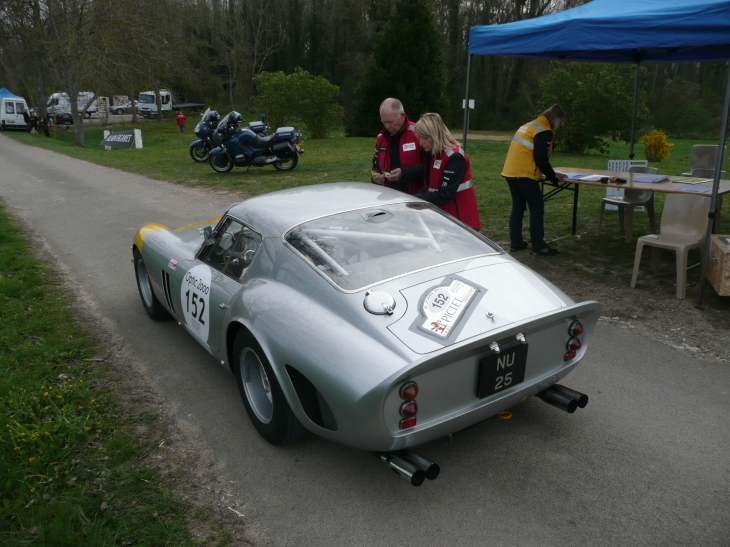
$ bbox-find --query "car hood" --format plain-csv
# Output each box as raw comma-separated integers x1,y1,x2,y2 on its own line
387,260,567,354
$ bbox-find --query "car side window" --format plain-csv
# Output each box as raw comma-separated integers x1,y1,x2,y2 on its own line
6,102,14,114
198,218,262,281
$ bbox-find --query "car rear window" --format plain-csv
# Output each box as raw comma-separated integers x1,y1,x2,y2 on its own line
285,202,499,290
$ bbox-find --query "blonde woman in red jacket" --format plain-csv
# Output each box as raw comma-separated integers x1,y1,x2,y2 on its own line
414,113,480,230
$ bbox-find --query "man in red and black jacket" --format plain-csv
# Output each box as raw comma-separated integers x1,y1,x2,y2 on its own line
371,98,424,195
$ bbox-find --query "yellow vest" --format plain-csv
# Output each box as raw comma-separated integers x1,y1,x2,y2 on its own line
501,115,554,180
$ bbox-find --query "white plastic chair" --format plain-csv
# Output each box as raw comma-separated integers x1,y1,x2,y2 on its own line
630,193,711,299
598,166,658,243
682,145,726,177
690,168,726,179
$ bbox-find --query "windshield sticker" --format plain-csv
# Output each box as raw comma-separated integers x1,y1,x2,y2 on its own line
181,264,211,344
420,278,477,338
168,258,178,270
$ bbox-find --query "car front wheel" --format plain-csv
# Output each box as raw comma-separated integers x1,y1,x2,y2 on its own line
133,249,170,320
233,330,308,445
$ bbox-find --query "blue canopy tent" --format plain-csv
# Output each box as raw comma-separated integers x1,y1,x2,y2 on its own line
0,87,25,100
464,0,730,307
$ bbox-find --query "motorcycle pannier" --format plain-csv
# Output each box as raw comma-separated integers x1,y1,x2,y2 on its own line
272,141,295,159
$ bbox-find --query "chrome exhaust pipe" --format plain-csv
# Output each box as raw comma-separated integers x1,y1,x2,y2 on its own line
379,453,425,486
536,387,578,413
399,450,440,481
549,384,588,408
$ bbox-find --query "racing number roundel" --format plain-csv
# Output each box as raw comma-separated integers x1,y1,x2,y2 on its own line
181,265,211,344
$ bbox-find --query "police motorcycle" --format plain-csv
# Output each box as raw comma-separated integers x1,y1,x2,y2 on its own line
189,109,221,162
208,111,303,173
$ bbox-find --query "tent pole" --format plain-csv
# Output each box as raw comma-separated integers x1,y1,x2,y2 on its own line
629,62,640,160
462,54,473,152
696,63,730,309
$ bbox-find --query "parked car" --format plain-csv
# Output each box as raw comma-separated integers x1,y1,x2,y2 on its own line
132,183,601,484
51,111,74,125
110,101,134,115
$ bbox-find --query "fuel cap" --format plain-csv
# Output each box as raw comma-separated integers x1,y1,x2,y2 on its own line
364,291,396,315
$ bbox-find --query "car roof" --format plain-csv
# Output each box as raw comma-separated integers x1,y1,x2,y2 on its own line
227,182,420,237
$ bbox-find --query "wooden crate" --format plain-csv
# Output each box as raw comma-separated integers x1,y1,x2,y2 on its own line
706,234,730,296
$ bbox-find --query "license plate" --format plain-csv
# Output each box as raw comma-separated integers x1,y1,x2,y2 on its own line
476,344,528,399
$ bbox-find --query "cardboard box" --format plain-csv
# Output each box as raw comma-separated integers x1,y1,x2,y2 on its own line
706,234,730,296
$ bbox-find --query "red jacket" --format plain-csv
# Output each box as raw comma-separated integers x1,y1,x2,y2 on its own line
425,145,480,230
375,118,423,195
177,113,187,126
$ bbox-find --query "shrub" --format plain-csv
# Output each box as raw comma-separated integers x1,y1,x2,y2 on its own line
641,129,674,162
253,68,343,138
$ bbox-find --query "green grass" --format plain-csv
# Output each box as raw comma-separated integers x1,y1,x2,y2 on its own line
0,204,228,546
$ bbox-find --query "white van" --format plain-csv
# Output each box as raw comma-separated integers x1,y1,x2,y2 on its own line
137,90,173,117
47,92,99,119
0,88,29,130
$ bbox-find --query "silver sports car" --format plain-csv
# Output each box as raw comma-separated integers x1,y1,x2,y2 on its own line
133,183,601,484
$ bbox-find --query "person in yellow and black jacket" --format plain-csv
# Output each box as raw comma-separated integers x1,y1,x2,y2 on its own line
502,104,567,256
371,98,424,195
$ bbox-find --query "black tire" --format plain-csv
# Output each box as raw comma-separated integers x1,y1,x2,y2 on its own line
133,249,170,320
190,144,210,162
84,112,91,119
210,153,234,173
232,330,309,445
113,109,122,115
273,152,298,171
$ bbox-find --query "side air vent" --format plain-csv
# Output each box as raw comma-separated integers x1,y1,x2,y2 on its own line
285,365,337,431
161,270,175,313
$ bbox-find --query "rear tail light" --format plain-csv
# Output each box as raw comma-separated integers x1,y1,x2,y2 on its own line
564,350,577,362
398,381,419,429
400,381,418,401
400,401,418,418
568,320,584,337
400,417,417,429
566,337,582,351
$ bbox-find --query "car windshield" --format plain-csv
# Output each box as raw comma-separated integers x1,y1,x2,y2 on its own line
138,94,155,104
285,203,499,290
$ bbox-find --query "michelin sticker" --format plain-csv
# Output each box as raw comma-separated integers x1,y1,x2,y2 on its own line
421,279,477,338
181,264,211,346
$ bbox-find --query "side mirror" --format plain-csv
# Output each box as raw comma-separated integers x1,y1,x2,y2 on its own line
203,226,215,246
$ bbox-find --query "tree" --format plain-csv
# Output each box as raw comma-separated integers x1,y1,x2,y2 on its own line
347,0,447,136
253,68,342,138
539,62,649,154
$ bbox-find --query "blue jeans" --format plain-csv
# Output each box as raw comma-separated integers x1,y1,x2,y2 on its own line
505,177,546,251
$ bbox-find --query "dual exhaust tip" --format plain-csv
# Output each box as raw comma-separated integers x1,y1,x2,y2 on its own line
377,450,440,486
536,384,588,413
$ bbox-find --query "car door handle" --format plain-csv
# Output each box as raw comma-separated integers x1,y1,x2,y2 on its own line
219,303,227,309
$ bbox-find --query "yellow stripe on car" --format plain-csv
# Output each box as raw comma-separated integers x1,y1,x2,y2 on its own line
134,223,169,252
174,217,221,233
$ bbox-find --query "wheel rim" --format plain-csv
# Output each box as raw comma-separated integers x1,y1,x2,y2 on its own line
274,158,294,170
136,259,154,308
192,147,208,160
240,348,273,424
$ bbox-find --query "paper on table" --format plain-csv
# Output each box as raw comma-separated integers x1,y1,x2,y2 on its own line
633,174,669,183
671,176,712,185
560,172,602,181
675,184,712,193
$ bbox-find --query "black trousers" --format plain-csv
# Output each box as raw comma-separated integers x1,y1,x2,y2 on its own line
505,177,546,251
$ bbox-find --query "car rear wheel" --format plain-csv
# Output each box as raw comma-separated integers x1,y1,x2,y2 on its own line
133,249,170,320
233,330,309,445
273,153,298,171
